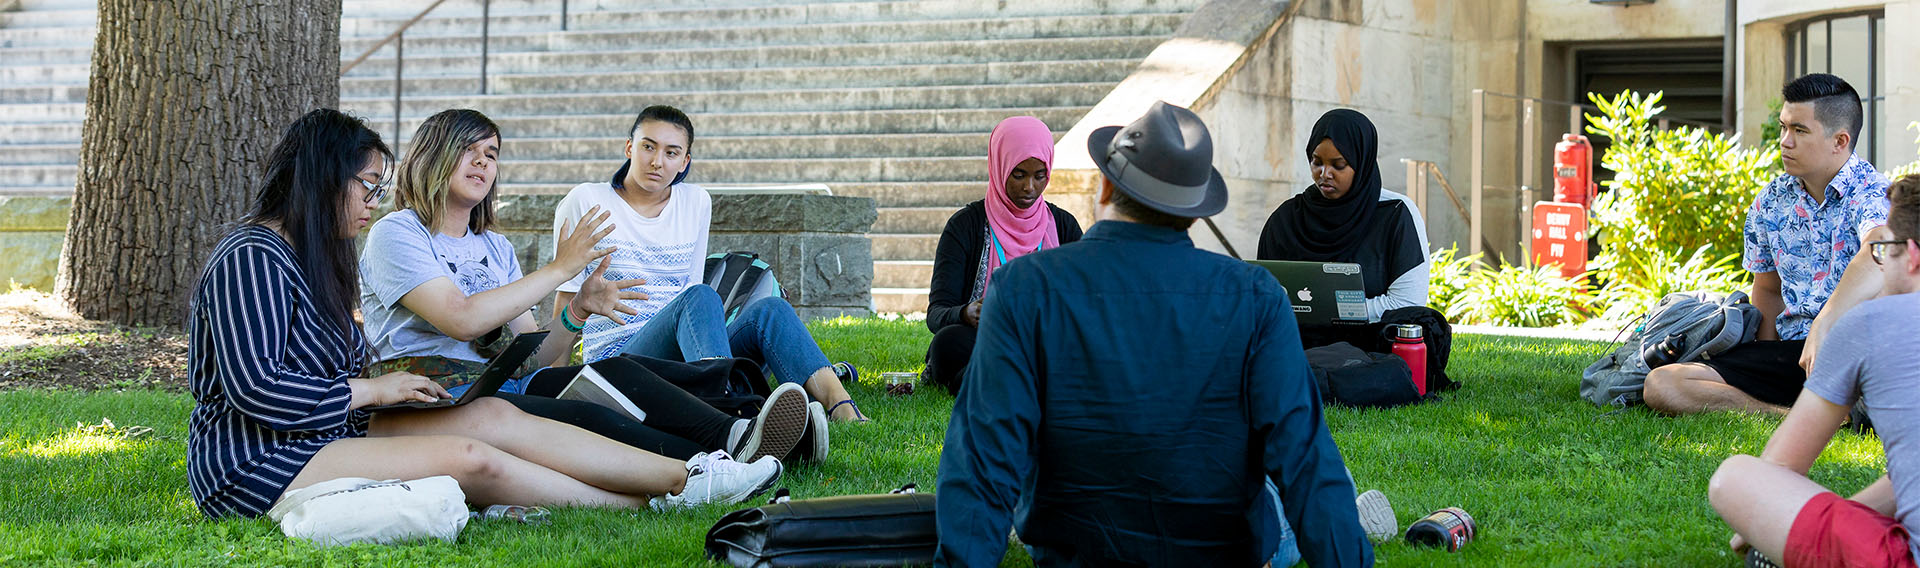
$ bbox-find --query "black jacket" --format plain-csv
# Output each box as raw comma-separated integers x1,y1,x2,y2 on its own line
926,200,1082,332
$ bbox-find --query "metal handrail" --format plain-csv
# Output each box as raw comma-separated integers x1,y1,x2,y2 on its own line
337,0,565,145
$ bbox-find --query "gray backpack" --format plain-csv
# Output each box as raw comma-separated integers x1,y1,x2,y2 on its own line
1580,291,1762,407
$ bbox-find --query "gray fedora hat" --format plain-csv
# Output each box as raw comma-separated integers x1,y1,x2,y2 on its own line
1087,101,1228,218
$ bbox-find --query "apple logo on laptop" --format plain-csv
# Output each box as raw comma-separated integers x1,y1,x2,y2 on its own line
1297,288,1313,303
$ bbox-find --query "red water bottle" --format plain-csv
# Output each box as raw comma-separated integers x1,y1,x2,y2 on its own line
1391,324,1428,395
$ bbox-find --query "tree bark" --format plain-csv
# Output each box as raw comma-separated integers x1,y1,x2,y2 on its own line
58,0,342,327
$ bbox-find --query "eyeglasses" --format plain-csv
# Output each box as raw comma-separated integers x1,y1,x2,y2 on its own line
356,177,390,206
1868,239,1913,265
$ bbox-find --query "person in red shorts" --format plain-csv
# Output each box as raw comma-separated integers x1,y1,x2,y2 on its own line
1708,174,1920,568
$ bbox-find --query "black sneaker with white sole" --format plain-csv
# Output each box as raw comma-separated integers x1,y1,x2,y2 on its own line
731,382,810,462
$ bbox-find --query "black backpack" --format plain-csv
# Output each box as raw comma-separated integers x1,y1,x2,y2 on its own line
704,252,786,325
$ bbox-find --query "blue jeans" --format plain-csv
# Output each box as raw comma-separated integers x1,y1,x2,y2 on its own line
618,284,832,385
1266,478,1302,567
443,366,571,398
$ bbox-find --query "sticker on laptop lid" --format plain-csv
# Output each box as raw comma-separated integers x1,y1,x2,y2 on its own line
1334,290,1366,320
1321,263,1362,276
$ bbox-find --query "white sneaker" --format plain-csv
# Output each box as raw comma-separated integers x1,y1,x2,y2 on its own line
731,382,811,462
793,400,830,462
1356,489,1397,542
648,451,781,511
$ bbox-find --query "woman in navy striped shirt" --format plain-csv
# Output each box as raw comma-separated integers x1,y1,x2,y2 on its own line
187,109,778,519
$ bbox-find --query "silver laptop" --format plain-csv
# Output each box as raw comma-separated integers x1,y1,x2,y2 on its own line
1247,260,1368,325
365,331,548,411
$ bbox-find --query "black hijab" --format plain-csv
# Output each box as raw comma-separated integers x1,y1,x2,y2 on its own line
1267,109,1384,260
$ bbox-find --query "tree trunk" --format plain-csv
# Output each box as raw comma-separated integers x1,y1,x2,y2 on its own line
58,0,342,327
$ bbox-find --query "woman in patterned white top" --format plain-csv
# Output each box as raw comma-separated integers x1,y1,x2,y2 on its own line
186,109,778,518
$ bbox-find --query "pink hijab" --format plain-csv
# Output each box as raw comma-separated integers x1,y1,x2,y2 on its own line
983,116,1058,290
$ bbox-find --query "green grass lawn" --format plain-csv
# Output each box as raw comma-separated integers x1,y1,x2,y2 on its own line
0,317,1886,566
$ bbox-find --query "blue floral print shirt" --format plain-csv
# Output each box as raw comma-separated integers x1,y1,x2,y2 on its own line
1743,154,1890,340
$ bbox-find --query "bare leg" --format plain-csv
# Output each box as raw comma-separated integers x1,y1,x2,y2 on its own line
802,367,864,422
369,397,688,496
1708,454,1830,561
286,435,649,508
1643,363,1788,416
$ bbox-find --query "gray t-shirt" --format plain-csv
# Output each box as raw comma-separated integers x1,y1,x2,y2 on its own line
359,209,523,363
1803,291,1920,563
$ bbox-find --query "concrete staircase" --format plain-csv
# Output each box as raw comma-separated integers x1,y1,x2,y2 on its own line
0,0,1207,312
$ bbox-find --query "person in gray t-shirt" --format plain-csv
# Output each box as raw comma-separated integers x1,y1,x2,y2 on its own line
1708,174,1920,567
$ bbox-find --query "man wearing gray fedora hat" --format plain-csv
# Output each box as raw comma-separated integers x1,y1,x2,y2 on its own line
934,102,1373,567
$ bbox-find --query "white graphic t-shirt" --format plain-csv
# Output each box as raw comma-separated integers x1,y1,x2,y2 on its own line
552,181,710,362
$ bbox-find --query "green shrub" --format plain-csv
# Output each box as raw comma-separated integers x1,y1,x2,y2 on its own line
1592,246,1750,320
1450,259,1594,328
1427,246,1480,319
1584,90,1779,311
1886,122,1920,179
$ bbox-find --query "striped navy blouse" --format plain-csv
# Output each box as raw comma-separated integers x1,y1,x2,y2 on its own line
187,225,371,518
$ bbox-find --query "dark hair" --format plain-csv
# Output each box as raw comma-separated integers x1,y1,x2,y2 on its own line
1108,182,1196,231
246,108,392,335
1892,175,1920,243
629,105,694,152
396,109,502,233
1782,73,1863,150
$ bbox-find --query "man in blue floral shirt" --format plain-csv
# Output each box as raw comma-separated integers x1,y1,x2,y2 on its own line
1646,73,1893,417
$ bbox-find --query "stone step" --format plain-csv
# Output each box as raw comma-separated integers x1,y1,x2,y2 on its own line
0,83,86,105
366,106,1087,140
0,25,95,49
337,0,1199,39
339,58,1139,98
0,102,84,123
0,46,91,66
0,143,77,166
872,207,960,234
393,132,1012,162
339,81,1114,118
0,9,94,28
497,156,984,184
338,13,1183,58
0,164,72,187
0,62,89,86
15,0,97,10
873,260,933,289
0,121,80,144
338,0,879,19
343,35,1162,78
871,233,937,261
832,182,983,208
869,289,928,314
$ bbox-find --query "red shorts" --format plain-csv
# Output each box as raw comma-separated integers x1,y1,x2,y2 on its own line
1786,492,1919,568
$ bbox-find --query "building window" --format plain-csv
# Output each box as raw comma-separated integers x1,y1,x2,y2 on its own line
1787,11,1886,166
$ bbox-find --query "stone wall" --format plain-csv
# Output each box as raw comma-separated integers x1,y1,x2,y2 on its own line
0,193,877,320
0,195,68,291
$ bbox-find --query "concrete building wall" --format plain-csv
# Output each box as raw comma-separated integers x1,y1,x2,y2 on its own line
1737,0,1920,167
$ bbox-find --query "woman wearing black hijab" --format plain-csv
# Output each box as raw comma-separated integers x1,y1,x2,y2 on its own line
1258,108,1429,327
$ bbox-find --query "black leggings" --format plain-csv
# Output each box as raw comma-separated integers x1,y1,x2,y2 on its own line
924,323,977,393
499,357,739,460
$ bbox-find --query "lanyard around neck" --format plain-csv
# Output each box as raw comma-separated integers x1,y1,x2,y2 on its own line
987,225,1044,267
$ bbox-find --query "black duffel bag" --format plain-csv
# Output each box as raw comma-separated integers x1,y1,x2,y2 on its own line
1304,341,1421,408
705,488,937,568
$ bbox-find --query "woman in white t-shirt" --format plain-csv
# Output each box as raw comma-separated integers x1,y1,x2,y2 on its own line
551,105,868,422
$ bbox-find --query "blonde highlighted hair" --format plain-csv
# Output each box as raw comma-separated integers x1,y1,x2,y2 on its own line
395,109,502,233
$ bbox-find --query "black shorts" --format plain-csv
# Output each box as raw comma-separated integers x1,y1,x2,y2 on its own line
1704,340,1807,407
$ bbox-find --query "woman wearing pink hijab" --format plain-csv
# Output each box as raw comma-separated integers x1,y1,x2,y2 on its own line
923,116,1084,392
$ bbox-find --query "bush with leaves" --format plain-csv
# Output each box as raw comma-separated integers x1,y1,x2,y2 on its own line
1449,259,1595,328
1592,245,1750,320
1584,91,1779,305
1427,246,1480,320
1886,122,1920,179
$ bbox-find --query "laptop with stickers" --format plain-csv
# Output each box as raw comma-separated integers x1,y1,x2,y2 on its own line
1247,260,1369,325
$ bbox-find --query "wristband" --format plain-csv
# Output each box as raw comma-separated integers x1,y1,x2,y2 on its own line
559,304,586,333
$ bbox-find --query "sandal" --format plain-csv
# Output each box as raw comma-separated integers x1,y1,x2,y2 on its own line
828,399,870,423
